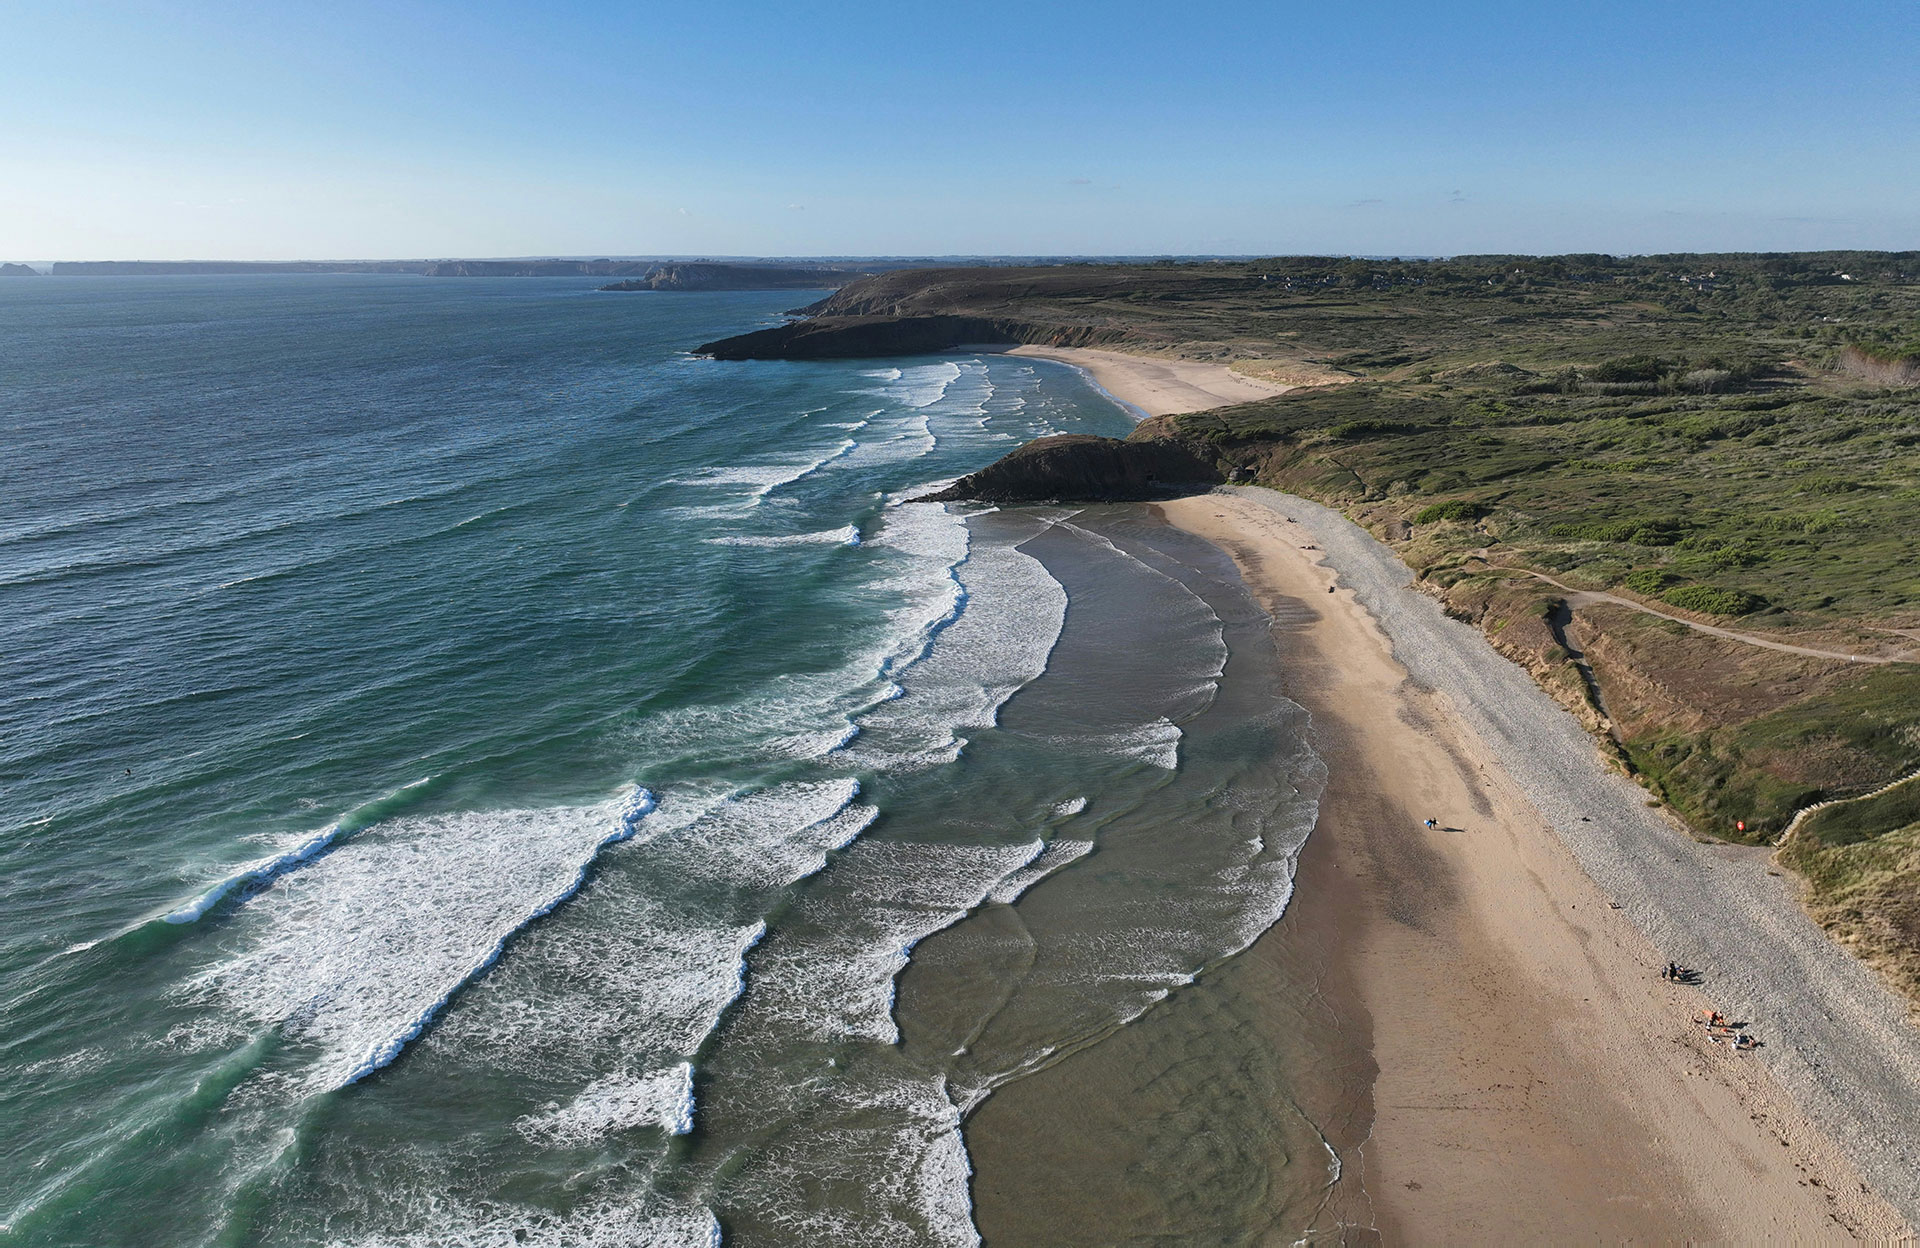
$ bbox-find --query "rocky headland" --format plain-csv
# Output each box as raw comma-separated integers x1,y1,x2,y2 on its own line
600,262,869,292
696,314,1128,360
921,421,1228,503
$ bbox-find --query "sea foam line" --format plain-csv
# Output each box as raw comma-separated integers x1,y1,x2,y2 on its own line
162,777,435,924
672,438,858,506
706,524,861,548
336,787,657,1087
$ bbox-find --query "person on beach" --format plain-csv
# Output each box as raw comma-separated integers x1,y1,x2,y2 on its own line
1423,818,1437,829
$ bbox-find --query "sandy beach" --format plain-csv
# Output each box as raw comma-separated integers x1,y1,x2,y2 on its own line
997,345,1292,417
1149,490,1915,1240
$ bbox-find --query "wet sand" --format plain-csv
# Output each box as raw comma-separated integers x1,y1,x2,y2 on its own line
967,491,1905,1243
1154,491,1905,1241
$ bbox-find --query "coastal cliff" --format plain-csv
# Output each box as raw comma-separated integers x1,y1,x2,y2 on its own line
0,263,39,276
922,418,1225,503
696,314,1129,359
601,262,867,292
694,265,1159,359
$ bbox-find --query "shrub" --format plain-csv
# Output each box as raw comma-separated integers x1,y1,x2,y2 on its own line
1326,418,1404,440
1680,369,1735,393
1414,499,1483,524
1549,516,1688,545
1661,585,1767,615
1589,355,1668,383
1623,569,1677,595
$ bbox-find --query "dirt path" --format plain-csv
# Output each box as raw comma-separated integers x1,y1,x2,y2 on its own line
1487,565,1916,666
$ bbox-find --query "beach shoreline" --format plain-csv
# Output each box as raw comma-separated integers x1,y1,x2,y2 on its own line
981,344,1292,417
1156,489,1911,1239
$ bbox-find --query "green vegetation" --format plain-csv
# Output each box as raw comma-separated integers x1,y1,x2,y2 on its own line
1779,774,1920,999
1623,569,1678,595
1178,368,1920,622
1620,666,1920,842
1797,773,1920,848
1413,499,1483,524
1659,585,1767,616
822,250,1920,999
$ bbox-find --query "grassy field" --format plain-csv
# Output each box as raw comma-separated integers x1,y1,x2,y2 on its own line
810,252,1920,1000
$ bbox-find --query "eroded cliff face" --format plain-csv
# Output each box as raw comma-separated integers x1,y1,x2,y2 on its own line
920,431,1223,503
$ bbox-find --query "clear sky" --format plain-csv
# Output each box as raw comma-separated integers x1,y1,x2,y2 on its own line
3,0,1916,260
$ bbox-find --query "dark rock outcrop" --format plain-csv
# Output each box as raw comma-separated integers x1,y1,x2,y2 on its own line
696,315,1128,360
0,262,39,276
921,432,1223,504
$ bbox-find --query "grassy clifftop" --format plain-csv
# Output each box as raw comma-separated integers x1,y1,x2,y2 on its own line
803,252,1920,1000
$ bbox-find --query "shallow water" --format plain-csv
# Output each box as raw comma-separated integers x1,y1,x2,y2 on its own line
1,277,1323,1245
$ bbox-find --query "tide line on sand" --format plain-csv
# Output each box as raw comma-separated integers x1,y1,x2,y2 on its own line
1161,487,1919,1239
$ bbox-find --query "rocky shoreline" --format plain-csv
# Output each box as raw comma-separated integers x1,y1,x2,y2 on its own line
918,426,1226,503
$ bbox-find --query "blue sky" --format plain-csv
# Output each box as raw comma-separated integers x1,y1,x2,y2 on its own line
2,0,1915,259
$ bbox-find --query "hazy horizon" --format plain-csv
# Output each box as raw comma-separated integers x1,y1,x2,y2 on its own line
3,0,1915,260
9,246,1920,268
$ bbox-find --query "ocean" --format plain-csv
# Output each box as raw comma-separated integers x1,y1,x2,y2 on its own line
0,276,1323,1245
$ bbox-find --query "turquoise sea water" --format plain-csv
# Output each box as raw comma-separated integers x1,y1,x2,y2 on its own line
0,277,1322,1245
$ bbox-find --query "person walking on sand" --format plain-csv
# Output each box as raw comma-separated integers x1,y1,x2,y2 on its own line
1423,818,1437,829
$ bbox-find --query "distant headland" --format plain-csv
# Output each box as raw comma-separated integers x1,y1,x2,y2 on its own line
3,257,1037,283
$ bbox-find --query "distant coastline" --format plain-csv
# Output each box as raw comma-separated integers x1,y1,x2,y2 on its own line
10,258,860,280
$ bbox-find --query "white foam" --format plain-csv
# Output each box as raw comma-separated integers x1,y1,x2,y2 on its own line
705,524,860,548
924,361,998,442
327,1195,721,1248
747,838,1047,1045
842,509,1067,772
426,905,763,1091
841,366,961,468
515,1061,695,1144
1053,796,1089,817
419,783,869,1136
888,361,963,409
729,1069,979,1248
1098,717,1184,770
161,776,435,925
674,780,874,892
616,503,977,778
987,839,1093,904
182,787,656,1092
671,437,856,505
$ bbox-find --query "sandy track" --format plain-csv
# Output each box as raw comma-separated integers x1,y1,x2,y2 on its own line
1489,564,1917,665
1228,485,1920,1229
